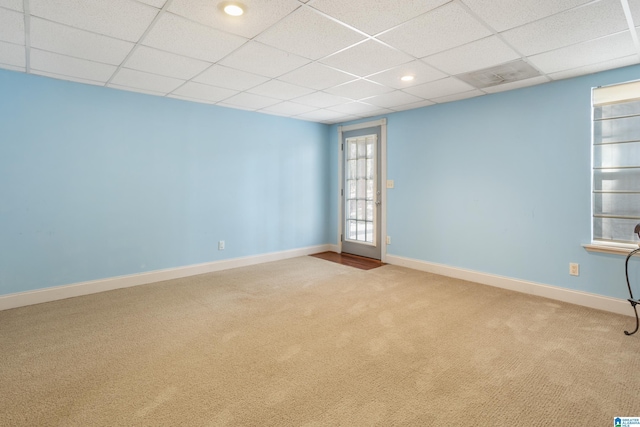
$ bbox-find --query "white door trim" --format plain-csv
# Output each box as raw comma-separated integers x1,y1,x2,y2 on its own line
338,118,387,262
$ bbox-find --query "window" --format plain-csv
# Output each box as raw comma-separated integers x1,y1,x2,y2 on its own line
592,81,640,246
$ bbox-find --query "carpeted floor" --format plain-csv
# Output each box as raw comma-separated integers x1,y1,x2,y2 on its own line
1,256,639,426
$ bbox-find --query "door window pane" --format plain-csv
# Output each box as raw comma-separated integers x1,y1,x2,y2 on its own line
348,220,357,240
357,179,366,199
348,200,357,220
347,160,357,179
366,222,373,243
348,180,357,198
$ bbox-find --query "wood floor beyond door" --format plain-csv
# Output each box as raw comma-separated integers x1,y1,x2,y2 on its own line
309,251,384,270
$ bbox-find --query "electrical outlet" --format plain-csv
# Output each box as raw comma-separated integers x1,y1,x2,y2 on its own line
218,240,225,250
569,263,579,276
386,236,391,245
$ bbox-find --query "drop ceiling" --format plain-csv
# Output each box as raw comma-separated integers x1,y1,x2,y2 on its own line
1,0,640,124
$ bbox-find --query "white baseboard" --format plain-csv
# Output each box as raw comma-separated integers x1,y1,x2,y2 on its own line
386,254,634,318
0,244,333,311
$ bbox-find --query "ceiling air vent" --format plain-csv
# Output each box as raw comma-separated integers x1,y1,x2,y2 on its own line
456,60,541,89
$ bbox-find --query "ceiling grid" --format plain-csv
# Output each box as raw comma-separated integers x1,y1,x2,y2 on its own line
105,0,174,86
0,0,638,123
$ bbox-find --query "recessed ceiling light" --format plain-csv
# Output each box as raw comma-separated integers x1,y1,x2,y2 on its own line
223,3,244,16
400,75,415,82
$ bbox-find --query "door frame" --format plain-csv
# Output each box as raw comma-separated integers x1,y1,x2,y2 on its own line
337,118,387,262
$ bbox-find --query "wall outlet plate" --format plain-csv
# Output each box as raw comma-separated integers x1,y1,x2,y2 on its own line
569,263,579,276
218,240,225,250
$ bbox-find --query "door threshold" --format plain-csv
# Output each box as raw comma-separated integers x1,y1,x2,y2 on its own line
309,251,385,270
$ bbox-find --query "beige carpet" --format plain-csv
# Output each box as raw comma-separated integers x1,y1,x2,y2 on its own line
1,256,639,426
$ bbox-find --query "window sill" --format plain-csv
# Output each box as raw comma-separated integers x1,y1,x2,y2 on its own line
583,243,639,255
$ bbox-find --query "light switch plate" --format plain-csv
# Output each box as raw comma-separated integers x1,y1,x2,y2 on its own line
387,180,394,188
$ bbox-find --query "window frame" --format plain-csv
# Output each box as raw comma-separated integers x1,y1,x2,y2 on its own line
587,80,640,254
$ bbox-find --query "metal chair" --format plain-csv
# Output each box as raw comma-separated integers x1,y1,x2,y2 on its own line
624,224,640,336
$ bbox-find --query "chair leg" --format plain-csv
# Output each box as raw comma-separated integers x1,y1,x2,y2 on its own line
624,302,639,336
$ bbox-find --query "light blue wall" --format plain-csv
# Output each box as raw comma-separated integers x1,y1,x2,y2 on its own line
3,64,639,301
0,70,330,296
330,64,640,300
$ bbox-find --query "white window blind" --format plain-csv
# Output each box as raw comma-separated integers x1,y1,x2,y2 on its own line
592,81,640,245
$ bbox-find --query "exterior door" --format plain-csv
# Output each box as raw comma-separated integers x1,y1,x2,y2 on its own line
341,125,382,260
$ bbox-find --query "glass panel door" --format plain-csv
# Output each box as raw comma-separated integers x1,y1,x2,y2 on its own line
341,124,382,260
345,134,377,245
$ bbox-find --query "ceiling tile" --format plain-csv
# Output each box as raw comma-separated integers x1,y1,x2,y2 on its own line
192,64,269,91
277,62,356,90
501,0,629,56
169,0,301,39
259,110,295,118
292,91,351,108
363,90,424,108
0,0,22,12
30,49,117,82
327,115,363,124
431,89,485,103
1,64,25,71
219,41,310,78
137,0,166,8
295,108,347,121
221,92,282,110
168,94,217,105
367,108,395,117
310,0,449,35
0,39,25,67
142,12,248,62
110,68,185,94
403,77,475,99
366,60,446,89
109,83,166,96
327,101,381,115
423,36,519,75
391,99,435,111
482,76,550,93
215,103,257,112
260,101,318,115
123,46,211,80
378,2,491,58
30,17,134,65
527,31,636,74
633,1,640,22
33,70,105,85
255,7,366,60
320,40,413,77
548,56,640,81
29,0,158,42
171,81,238,103
324,78,393,100
461,0,594,32
247,80,315,100
0,8,24,45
